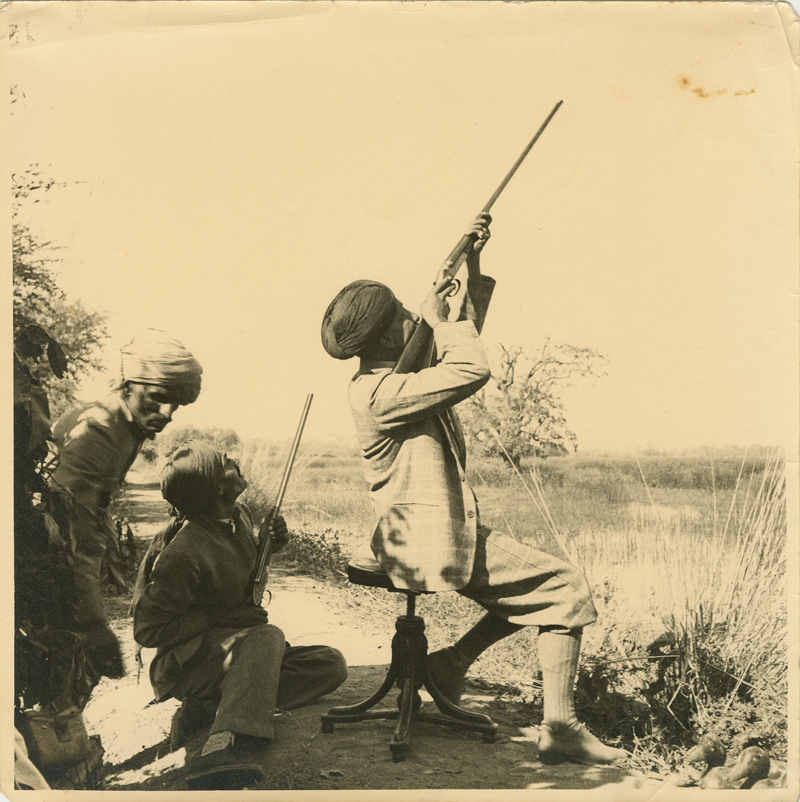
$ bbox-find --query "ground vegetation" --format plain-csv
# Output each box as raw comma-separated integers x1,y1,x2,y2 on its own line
236,440,788,774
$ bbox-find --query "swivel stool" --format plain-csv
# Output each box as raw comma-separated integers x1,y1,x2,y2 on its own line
320,555,498,761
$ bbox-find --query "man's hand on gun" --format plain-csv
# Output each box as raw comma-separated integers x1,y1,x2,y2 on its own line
265,510,289,554
421,214,492,328
421,274,456,328
467,212,492,257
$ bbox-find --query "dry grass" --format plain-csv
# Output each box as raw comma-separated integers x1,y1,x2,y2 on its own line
565,452,787,765
239,438,373,549
236,436,789,765
586,453,786,690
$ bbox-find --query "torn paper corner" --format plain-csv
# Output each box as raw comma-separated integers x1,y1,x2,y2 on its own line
776,0,800,65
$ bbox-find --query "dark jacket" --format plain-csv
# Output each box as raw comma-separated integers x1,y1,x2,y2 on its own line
132,502,259,700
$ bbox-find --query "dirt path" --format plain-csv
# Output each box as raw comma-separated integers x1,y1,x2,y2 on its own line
84,472,665,794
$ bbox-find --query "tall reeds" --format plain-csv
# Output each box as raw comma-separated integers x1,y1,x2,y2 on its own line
487,438,787,753
566,451,787,750
641,452,786,719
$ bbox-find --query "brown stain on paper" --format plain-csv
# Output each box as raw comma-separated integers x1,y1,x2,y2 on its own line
677,73,754,98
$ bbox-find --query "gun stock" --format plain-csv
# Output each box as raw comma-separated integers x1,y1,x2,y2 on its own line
394,101,563,376
250,394,313,606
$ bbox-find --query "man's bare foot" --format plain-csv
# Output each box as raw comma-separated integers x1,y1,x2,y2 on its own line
427,648,468,706
538,722,628,765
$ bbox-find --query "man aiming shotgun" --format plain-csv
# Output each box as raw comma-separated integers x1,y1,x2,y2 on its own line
321,104,627,765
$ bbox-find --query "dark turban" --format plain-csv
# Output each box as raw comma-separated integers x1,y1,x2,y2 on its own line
161,441,225,518
321,280,398,360
117,329,203,405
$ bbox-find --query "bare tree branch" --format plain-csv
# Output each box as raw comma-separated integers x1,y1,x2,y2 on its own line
458,340,606,465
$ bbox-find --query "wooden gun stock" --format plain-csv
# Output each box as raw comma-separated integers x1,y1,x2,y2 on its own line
250,394,313,606
394,100,563,375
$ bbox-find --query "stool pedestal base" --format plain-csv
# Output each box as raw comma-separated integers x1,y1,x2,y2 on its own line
321,603,498,761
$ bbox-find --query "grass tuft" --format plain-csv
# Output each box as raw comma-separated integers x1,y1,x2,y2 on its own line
236,437,788,770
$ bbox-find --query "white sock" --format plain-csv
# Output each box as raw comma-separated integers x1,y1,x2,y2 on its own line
538,628,581,728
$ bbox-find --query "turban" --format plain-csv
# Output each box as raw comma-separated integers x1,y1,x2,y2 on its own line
118,329,202,405
161,441,225,518
321,280,398,360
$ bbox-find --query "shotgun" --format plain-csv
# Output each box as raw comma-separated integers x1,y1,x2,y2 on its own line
250,394,313,606
393,100,563,375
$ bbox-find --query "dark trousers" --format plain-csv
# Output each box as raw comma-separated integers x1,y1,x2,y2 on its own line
170,624,347,740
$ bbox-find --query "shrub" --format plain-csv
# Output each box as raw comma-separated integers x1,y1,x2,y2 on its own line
576,453,788,766
273,528,351,583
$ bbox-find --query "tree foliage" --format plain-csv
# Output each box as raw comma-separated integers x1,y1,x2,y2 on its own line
13,169,126,726
13,168,108,417
458,338,606,465
14,325,91,712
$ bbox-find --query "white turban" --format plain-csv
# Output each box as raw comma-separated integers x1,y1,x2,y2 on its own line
118,329,202,405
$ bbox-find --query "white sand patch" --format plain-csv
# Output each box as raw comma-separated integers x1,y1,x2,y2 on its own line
105,747,187,787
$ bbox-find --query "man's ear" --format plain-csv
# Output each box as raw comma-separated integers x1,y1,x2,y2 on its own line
379,319,407,351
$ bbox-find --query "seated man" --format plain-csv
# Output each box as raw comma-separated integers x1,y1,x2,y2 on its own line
133,441,347,790
321,214,626,765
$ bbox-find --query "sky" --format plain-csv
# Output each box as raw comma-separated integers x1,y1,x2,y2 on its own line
8,1,799,455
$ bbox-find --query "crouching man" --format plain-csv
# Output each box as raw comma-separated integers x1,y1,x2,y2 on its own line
133,442,347,790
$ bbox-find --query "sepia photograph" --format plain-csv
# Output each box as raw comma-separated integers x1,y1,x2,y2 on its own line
6,1,799,798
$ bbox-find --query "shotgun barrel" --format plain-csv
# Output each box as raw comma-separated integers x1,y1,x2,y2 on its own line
394,101,563,375
250,393,314,606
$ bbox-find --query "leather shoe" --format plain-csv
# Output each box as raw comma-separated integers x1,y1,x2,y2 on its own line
185,743,265,790
538,722,628,765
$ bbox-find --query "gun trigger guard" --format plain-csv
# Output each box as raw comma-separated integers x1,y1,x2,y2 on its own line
445,278,461,298
263,589,272,608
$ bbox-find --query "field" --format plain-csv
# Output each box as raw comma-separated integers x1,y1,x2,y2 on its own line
239,442,789,774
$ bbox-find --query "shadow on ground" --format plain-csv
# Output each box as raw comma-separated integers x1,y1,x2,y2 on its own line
100,668,662,793
89,475,663,795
